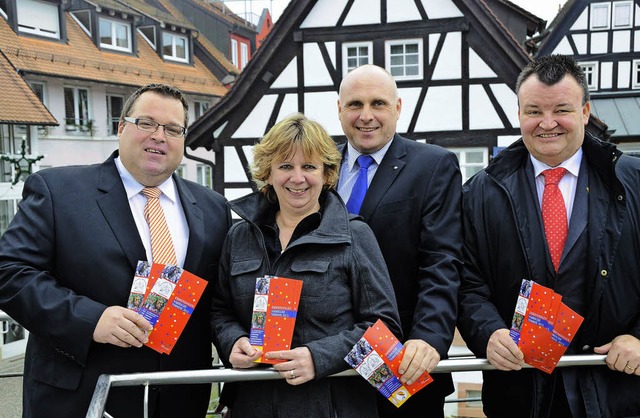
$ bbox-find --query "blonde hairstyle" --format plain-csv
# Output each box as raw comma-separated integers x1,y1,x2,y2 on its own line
251,113,341,198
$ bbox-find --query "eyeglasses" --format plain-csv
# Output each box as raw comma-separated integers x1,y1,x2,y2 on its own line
123,117,187,138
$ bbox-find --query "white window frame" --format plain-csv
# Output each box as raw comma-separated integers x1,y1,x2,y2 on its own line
240,42,249,70
449,148,488,183
197,164,213,189
385,38,423,81
162,32,189,63
99,17,132,52
342,41,373,75
633,59,640,89
64,86,92,134
590,2,611,30
176,164,187,178
138,26,156,49
28,81,47,106
17,0,60,39
579,62,599,91
106,94,125,136
231,39,239,67
612,1,633,29
70,10,92,36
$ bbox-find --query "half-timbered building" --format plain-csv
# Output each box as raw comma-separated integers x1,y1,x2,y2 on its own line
185,0,550,200
537,0,640,152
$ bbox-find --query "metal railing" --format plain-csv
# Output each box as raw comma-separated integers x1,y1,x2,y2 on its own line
87,354,607,418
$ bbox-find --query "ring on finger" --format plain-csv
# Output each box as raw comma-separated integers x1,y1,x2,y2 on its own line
625,364,635,371
290,369,295,379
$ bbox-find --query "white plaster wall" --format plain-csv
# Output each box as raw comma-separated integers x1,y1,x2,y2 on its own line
387,0,421,23
612,30,631,53
590,32,609,54
600,62,613,89
415,86,462,131
432,32,461,80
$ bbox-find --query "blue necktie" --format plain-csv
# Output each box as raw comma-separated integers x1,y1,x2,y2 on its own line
346,155,375,214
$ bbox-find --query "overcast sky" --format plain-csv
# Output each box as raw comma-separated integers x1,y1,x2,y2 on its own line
223,0,568,24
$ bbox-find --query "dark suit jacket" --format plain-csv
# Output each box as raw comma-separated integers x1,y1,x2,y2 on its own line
0,151,231,418
340,134,463,405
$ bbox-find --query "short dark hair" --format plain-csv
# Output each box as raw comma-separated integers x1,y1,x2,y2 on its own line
120,83,189,126
515,55,589,105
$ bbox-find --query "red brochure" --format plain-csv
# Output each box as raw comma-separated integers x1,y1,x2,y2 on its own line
510,279,583,374
345,319,433,408
145,269,208,354
249,276,303,364
127,262,208,355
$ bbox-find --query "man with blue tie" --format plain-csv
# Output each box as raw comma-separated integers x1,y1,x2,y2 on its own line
337,64,463,417
458,55,640,417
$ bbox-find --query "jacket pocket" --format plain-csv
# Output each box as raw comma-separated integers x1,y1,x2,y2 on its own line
31,352,82,391
229,257,264,297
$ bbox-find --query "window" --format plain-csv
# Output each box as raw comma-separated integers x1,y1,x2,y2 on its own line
70,10,91,35
0,0,7,19
106,95,124,135
194,101,210,119
64,87,91,133
163,32,188,63
138,26,156,49
176,164,186,178
28,81,47,105
342,42,372,74
590,3,611,30
579,62,598,90
386,39,423,80
633,60,640,89
451,148,488,183
240,43,249,70
612,1,633,28
197,164,212,188
99,17,131,52
17,0,60,39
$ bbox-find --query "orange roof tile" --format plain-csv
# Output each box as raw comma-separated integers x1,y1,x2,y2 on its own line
0,51,57,125
0,12,227,97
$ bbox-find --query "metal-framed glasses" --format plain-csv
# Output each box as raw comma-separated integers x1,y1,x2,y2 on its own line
123,117,187,138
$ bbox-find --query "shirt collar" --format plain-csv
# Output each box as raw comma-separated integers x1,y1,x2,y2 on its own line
115,156,178,203
344,136,395,171
530,147,583,179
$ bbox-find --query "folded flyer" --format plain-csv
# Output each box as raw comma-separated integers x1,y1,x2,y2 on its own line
249,275,303,364
345,319,433,408
127,261,208,354
510,279,583,373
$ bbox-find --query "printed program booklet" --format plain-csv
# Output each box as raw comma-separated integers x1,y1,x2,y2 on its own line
510,279,583,373
127,261,208,354
249,275,303,364
345,319,433,408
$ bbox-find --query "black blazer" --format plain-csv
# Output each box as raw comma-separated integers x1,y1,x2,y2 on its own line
340,134,463,401
0,151,231,418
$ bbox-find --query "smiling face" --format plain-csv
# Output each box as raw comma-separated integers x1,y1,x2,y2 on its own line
338,65,401,154
518,74,590,167
117,91,185,186
266,145,326,219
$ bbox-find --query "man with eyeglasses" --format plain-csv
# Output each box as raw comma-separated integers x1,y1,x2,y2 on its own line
0,84,231,417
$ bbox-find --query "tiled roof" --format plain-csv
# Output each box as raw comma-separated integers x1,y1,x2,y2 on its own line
113,0,196,31
0,13,227,96
0,51,57,125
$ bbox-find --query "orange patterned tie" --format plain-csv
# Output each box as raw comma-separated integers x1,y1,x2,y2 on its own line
141,187,177,265
541,168,568,272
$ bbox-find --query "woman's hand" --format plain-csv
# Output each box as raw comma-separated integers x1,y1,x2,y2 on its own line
266,347,316,385
229,337,262,368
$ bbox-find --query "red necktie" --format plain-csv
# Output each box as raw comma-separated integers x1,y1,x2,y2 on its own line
141,187,177,265
541,168,568,272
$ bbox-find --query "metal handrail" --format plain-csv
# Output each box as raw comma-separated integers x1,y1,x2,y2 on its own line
87,354,607,418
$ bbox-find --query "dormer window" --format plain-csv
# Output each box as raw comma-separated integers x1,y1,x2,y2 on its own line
162,31,189,63
17,0,60,39
99,17,132,52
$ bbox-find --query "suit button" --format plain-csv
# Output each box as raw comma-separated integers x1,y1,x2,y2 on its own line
582,345,590,351
600,269,608,277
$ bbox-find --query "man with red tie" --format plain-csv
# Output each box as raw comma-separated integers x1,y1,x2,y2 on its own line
458,54,640,417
